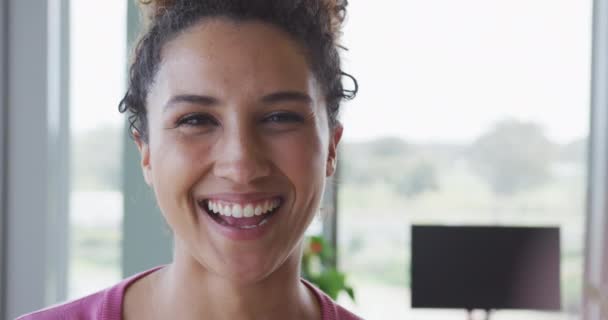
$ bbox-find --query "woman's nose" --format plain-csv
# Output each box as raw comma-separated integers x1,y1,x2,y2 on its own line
212,128,271,185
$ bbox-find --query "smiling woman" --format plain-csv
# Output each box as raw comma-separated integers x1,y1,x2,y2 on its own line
16,0,359,320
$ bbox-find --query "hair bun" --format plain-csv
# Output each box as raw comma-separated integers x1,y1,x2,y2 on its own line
138,0,177,23
323,0,348,44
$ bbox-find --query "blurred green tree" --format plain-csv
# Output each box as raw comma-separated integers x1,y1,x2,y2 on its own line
469,119,556,195
392,161,439,197
340,137,440,198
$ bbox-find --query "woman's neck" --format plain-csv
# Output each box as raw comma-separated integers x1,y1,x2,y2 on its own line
126,244,320,320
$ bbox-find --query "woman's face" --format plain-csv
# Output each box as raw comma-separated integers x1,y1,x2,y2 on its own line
134,19,342,283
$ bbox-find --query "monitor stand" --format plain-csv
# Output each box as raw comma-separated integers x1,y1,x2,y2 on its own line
467,309,492,320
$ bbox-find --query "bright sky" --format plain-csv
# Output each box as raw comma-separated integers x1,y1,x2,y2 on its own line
70,0,592,145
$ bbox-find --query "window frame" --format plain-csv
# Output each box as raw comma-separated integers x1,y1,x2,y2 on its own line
1,0,71,318
121,0,174,279
584,0,608,319
0,0,7,316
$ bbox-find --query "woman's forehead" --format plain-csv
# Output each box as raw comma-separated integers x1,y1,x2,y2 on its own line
152,19,320,103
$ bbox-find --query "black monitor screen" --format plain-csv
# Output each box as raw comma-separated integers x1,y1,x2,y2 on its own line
411,225,561,311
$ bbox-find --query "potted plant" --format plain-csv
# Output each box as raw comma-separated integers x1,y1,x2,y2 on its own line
301,235,355,301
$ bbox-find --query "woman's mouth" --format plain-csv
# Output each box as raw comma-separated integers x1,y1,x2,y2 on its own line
198,197,283,230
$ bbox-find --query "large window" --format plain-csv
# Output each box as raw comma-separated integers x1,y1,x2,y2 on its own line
337,1,591,319
68,1,127,299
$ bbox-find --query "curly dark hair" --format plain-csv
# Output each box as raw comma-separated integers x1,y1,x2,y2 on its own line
118,0,358,143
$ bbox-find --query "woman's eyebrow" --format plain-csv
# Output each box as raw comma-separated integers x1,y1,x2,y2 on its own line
260,91,312,105
163,91,312,112
164,94,218,112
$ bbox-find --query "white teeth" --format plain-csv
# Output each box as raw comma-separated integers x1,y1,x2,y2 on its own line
205,199,281,218
232,204,243,218
243,205,254,217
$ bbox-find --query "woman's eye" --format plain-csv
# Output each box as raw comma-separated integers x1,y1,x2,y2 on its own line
263,112,304,124
176,114,218,127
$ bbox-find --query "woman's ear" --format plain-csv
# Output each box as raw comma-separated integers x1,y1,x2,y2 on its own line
326,122,343,177
133,130,153,187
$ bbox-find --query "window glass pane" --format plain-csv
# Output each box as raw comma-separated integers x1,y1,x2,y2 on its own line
69,1,127,299
337,1,591,319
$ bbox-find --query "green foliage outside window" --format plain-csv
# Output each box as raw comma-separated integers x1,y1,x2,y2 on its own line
302,235,355,301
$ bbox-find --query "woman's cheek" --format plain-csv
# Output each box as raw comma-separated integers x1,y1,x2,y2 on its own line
277,131,326,184
151,135,207,213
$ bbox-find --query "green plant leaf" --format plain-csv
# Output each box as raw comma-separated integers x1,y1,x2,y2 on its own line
345,286,355,301
301,235,356,302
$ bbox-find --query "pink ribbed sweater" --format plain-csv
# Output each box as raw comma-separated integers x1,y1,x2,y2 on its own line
17,266,361,320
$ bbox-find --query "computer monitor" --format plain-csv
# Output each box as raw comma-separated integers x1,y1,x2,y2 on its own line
411,225,561,311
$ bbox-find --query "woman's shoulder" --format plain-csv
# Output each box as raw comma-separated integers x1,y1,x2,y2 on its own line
301,279,364,320
15,289,110,320
15,266,164,320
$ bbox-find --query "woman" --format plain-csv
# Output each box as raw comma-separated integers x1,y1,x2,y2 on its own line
19,0,359,319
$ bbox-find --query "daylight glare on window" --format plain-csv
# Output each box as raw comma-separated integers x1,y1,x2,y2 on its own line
68,0,126,299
